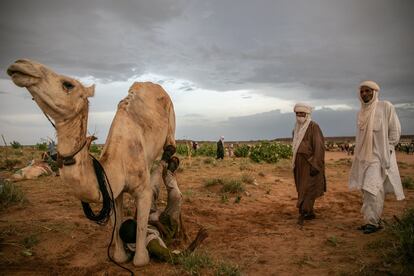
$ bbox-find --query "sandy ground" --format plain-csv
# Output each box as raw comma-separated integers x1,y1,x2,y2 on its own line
0,150,413,275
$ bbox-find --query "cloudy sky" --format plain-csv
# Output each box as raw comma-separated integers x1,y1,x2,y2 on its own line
1,0,413,144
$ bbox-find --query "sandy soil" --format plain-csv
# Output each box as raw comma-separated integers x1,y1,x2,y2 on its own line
0,150,413,275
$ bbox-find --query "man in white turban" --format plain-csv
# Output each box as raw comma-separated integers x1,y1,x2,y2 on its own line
349,81,404,234
292,103,326,225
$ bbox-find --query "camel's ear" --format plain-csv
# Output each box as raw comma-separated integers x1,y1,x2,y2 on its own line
85,84,95,98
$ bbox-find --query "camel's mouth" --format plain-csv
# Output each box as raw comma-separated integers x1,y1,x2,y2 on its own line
7,61,41,87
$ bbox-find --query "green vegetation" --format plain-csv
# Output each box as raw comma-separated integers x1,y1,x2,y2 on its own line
0,179,27,210
241,173,255,185
35,142,48,151
221,180,244,194
234,144,250,157
388,208,414,266
2,158,22,170
177,143,217,157
10,141,22,149
401,176,414,189
175,251,241,276
249,142,292,163
89,143,102,155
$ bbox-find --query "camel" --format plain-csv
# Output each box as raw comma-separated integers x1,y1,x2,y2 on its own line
7,59,176,267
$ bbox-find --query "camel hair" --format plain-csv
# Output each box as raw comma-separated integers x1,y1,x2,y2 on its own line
7,59,176,267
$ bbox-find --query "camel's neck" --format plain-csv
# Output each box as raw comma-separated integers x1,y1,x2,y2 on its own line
54,104,102,203
56,105,88,156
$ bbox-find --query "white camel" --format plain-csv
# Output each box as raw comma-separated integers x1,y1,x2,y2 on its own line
7,59,176,266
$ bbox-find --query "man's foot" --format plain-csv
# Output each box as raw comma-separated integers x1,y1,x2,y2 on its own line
303,213,316,220
363,224,381,234
357,224,383,231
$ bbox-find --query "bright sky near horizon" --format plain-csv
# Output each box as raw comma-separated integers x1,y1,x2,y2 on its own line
1,0,413,144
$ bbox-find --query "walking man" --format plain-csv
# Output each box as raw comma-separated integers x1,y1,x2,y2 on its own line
292,103,326,225
349,81,404,234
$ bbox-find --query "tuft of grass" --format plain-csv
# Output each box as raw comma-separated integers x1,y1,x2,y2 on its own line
176,251,214,275
326,236,339,247
221,180,245,194
401,176,414,189
22,234,39,249
203,158,214,164
241,174,255,185
10,141,22,149
183,189,195,203
0,179,27,210
388,208,414,265
220,194,228,203
215,262,241,276
204,178,224,187
3,159,22,170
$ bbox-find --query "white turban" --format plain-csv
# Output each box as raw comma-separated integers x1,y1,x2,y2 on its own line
359,80,380,92
293,103,313,114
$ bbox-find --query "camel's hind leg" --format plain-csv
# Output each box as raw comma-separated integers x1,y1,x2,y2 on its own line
132,171,152,266
112,194,129,263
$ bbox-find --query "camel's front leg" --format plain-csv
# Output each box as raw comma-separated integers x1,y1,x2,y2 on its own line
133,175,152,266
112,194,129,263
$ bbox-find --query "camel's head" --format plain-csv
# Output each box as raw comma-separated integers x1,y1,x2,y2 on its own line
7,59,95,122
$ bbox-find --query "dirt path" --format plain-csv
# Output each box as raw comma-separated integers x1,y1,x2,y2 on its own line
1,151,413,275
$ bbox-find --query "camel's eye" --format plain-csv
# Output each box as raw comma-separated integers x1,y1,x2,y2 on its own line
62,81,75,91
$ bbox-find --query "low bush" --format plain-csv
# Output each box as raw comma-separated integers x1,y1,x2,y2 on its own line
35,142,48,151
401,176,414,189
249,142,292,163
389,208,414,265
234,144,250,157
10,141,22,149
0,179,27,210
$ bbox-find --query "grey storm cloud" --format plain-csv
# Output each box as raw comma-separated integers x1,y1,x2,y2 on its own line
1,0,413,143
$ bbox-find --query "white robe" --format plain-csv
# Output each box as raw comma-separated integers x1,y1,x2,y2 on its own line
349,101,404,200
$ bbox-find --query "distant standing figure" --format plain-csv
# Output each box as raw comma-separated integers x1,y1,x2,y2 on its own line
216,136,225,159
192,141,198,153
292,103,326,225
349,81,404,234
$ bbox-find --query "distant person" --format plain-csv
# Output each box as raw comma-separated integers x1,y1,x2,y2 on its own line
192,141,198,153
292,103,326,225
349,81,404,234
216,136,225,159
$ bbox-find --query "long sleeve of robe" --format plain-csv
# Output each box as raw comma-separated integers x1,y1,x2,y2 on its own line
293,121,326,209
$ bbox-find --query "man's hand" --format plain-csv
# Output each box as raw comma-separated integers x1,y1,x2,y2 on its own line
185,227,208,253
310,167,319,177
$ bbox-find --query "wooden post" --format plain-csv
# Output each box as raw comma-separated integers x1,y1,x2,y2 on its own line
1,134,8,160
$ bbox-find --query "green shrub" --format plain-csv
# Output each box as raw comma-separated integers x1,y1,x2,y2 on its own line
234,144,250,157
389,208,414,264
249,142,292,163
0,179,26,210
241,174,255,184
3,159,21,170
89,143,101,155
197,143,217,157
10,141,22,149
204,178,224,187
35,142,48,151
176,252,214,275
402,176,414,189
221,180,244,194
215,262,241,276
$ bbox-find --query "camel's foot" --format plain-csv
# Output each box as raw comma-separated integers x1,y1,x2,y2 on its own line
133,248,150,267
113,246,129,263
